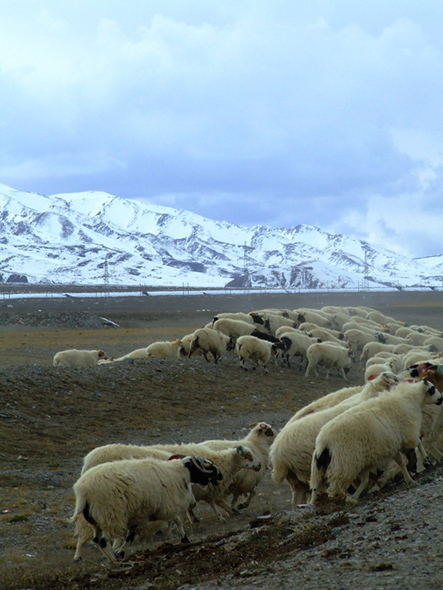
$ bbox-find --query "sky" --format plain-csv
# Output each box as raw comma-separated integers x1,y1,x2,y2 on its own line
1,0,443,259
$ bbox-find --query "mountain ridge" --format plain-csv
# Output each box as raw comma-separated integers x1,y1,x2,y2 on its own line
0,183,442,289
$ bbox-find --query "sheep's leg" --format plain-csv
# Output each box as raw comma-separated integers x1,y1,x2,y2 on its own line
393,451,416,486
286,471,309,506
346,469,370,504
428,444,443,463
339,368,348,381
73,535,88,562
216,496,238,516
237,490,255,510
416,439,430,471
173,515,190,543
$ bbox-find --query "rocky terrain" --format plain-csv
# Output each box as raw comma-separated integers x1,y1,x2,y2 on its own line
1,289,443,590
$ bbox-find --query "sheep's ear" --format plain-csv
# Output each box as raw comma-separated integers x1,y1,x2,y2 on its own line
248,422,258,428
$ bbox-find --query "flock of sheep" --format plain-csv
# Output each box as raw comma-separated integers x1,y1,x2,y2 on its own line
53,303,443,563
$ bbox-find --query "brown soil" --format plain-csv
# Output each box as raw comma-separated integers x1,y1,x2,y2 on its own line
1,289,443,590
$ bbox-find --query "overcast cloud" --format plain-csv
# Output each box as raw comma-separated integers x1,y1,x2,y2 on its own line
1,0,443,258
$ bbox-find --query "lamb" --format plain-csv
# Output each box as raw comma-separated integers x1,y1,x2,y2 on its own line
200,421,276,511
270,372,399,506
189,328,234,363
235,335,277,372
310,379,443,504
304,342,354,380
71,455,222,561
146,339,182,358
53,348,110,368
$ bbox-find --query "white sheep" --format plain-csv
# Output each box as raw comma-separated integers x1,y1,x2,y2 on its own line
200,421,276,511
310,379,443,504
364,361,397,382
271,372,399,506
359,341,396,364
53,349,110,368
366,310,405,327
78,440,259,521
423,336,443,353
274,325,300,338
212,318,258,340
290,383,365,421
372,351,403,373
146,339,182,358
343,328,380,353
189,328,234,363
177,333,203,357
251,312,298,335
293,309,333,329
308,328,347,347
81,444,173,475
304,342,354,380
71,455,221,561
298,323,344,340
211,312,255,326
406,332,432,347
235,335,276,372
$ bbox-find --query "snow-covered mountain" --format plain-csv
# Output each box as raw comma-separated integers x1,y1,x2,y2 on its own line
1,183,442,289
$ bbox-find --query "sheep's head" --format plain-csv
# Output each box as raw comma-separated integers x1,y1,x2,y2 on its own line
249,421,276,442
235,445,261,472
182,456,223,486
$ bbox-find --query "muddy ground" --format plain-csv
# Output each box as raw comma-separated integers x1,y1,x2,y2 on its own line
1,289,443,590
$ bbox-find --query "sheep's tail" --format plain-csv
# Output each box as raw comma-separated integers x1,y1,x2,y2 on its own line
315,447,331,471
70,493,87,523
271,461,288,484
70,492,96,528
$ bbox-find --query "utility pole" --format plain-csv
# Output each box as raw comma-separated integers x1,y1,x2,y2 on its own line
104,254,110,294
363,249,369,291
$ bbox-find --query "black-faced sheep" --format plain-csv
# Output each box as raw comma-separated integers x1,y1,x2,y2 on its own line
71,455,222,561
200,421,276,511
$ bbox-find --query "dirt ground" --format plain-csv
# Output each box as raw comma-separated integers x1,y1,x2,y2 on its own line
1,289,443,590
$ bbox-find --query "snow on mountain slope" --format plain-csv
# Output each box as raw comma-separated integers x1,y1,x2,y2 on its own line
0,183,441,288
